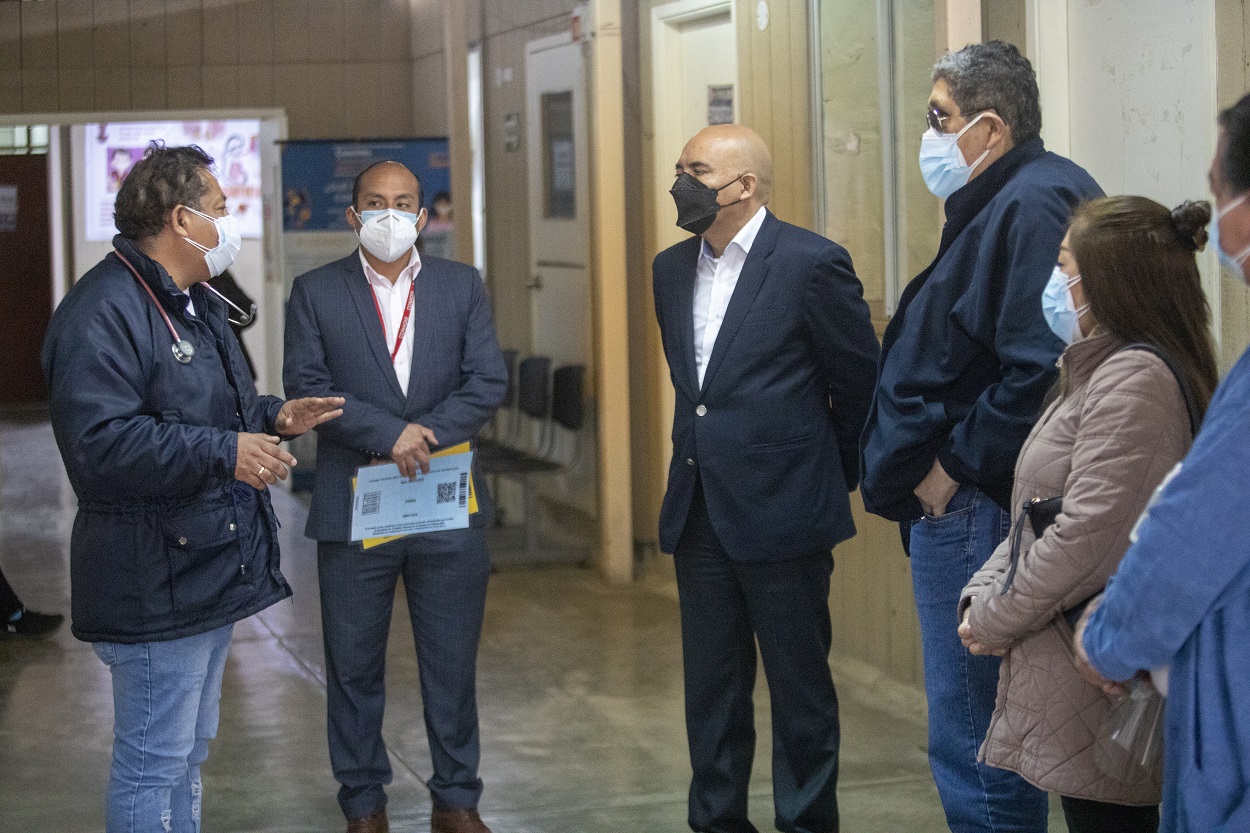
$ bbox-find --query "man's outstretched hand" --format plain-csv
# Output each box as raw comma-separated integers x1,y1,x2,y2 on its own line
276,396,345,436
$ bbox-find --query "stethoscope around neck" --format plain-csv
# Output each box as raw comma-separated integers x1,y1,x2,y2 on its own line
113,249,255,365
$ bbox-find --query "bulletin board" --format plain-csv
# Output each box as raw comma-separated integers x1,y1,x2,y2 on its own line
280,138,451,232
83,120,264,241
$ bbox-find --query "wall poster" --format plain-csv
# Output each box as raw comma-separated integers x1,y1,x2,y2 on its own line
83,120,263,241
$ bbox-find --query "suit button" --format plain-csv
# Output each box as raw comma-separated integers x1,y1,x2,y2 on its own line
178,536,188,546
695,404,707,416
229,523,237,532
686,458,695,466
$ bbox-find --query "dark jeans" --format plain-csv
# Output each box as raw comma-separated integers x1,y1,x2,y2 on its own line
908,484,1048,832
318,530,490,820
674,481,840,833
1060,796,1159,833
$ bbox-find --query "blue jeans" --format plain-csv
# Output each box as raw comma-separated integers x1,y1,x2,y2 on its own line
908,485,1047,833
92,623,234,833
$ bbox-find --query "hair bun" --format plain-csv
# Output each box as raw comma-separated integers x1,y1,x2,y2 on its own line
1171,200,1212,251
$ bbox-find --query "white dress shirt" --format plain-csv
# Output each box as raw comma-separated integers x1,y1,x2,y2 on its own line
692,205,768,387
360,247,422,397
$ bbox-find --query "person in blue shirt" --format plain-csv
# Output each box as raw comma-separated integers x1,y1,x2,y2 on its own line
1077,92,1250,832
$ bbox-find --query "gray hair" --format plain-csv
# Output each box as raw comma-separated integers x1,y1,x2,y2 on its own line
1218,93,1250,193
932,40,1042,144
114,143,213,241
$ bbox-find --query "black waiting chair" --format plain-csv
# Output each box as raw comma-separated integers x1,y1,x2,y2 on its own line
478,356,557,561
515,355,552,454
549,363,586,465
476,357,587,564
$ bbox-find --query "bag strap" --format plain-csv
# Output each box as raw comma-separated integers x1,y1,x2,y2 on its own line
1000,502,1033,595
1116,342,1202,438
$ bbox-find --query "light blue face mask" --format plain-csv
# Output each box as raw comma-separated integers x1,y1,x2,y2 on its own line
1041,265,1088,345
918,112,992,199
1211,194,1250,284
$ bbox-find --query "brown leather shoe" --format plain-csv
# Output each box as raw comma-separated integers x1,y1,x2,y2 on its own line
346,808,389,833
430,806,491,833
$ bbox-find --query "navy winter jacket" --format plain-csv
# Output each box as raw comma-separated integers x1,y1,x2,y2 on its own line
42,236,291,643
860,138,1103,522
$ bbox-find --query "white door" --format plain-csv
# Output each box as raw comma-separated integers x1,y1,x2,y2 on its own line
526,33,590,370
523,31,597,523
652,0,737,254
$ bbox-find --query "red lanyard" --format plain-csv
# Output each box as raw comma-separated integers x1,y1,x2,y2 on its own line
369,277,416,363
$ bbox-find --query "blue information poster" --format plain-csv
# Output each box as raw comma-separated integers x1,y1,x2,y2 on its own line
281,138,451,232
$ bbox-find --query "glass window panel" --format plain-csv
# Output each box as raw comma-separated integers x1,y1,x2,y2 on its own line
814,0,939,316
542,91,575,219
891,0,942,302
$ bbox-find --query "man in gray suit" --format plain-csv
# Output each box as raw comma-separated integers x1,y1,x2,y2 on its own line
284,161,507,833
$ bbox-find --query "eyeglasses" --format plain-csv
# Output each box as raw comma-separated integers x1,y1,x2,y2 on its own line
926,107,988,134
926,108,951,133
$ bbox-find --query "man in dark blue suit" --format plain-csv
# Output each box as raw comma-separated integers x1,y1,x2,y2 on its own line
653,124,880,833
284,161,506,833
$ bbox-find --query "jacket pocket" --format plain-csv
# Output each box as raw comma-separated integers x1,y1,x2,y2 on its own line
161,497,247,613
740,306,790,328
748,432,815,453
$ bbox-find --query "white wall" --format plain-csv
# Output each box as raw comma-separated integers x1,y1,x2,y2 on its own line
1033,0,1220,331
1066,0,1217,206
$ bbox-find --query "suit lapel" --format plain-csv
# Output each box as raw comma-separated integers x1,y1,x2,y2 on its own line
404,262,439,411
343,252,406,402
673,243,701,399
700,211,779,392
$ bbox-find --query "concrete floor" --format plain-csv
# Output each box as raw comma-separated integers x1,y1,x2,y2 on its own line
0,414,1065,832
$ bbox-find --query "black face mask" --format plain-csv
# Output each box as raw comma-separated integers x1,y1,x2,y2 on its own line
670,172,743,235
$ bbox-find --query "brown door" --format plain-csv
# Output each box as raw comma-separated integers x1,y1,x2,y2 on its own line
0,154,52,406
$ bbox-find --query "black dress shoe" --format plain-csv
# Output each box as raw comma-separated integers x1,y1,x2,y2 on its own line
2,609,63,638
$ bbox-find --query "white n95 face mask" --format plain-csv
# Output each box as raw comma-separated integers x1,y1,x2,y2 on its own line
182,206,241,278
919,112,993,200
354,207,421,263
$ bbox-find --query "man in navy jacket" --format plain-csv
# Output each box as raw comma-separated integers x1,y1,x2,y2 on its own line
860,41,1102,832
43,143,342,833
653,124,879,833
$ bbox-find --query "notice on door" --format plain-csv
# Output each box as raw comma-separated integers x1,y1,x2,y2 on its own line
0,185,16,232
708,85,734,126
